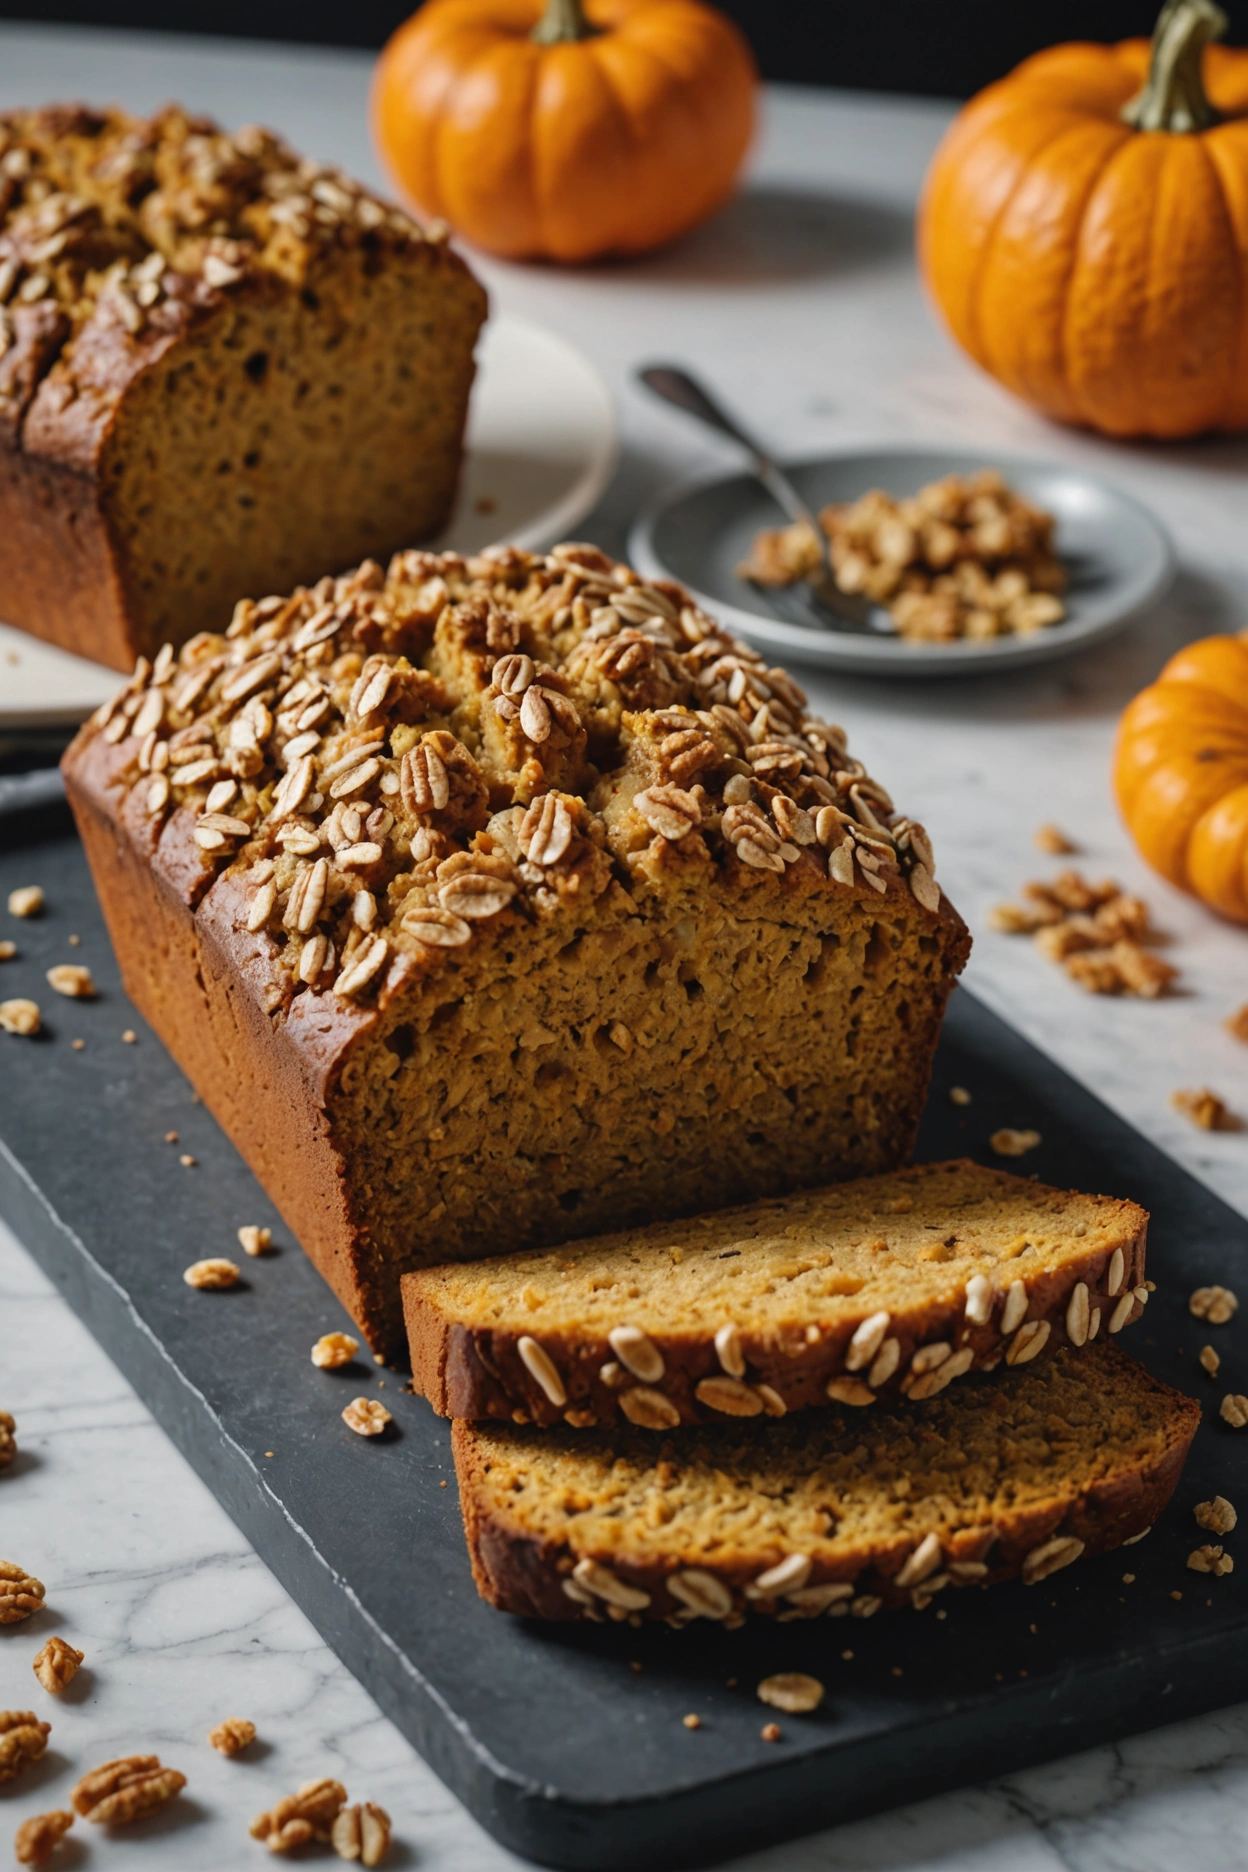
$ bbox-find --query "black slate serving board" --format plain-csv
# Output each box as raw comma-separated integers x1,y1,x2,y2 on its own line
2,783,1247,1871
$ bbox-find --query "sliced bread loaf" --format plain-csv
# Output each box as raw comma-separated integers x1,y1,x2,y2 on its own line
404,1161,1148,1428
453,1344,1198,1623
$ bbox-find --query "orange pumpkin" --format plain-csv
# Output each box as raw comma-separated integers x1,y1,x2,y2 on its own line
1115,633,1248,922
372,0,757,263
919,0,1248,439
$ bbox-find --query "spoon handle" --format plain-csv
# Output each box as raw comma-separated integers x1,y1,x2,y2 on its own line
638,364,819,536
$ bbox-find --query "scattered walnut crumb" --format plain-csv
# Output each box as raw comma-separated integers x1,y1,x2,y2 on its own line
991,870,1177,996
1188,1544,1234,1576
71,1038,84,1051
0,1411,15,1470
183,1258,239,1290
1173,1087,1240,1132
949,1085,971,1106
1226,1004,1248,1045
32,1636,83,1694
1195,1496,1237,1535
237,1225,272,1257
331,1800,392,1865
0,1711,52,1783
342,1397,392,1437
0,1561,45,1624
1191,1285,1238,1324
13,1808,74,1864
0,999,40,1036
757,1672,824,1714
71,1755,186,1824
0,940,15,961
180,1153,197,1167
121,1029,136,1044
1220,1394,1248,1429
1200,1345,1221,1377
8,887,43,919
760,1722,782,1743
165,1130,179,1143
1122,1573,1135,1585
312,1332,359,1369
250,1777,346,1853
45,964,94,999
682,1713,701,1730
67,935,80,947
1035,824,1077,855
208,1717,255,1756
990,1127,1041,1157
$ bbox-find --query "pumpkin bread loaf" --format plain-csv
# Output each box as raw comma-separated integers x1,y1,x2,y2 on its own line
454,1343,1199,1623
0,103,486,671
62,542,970,1355
404,1160,1149,1428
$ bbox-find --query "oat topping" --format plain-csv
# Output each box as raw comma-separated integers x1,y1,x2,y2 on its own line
1190,1286,1238,1325
83,544,945,1013
0,998,40,1036
208,1716,255,1755
990,870,1177,998
1021,1535,1084,1584
1187,1544,1234,1575
31,1636,83,1694
250,1778,346,1852
756,1672,825,1714
71,1755,186,1824
1220,1394,1248,1429
0,1712,51,1783
1195,1496,1237,1535
1172,1087,1239,1132
341,1397,392,1436
0,1561,45,1623
1200,1345,1221,1377
13,1809,73,1864
312,1331,360,1369
45,963,94,998
0,1410,15,1469
7,886,43,918
331,1801,392,1865
183,1257,239,1289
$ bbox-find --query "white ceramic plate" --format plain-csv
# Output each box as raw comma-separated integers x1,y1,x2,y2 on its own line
629,447,1175,677
0,314,616,729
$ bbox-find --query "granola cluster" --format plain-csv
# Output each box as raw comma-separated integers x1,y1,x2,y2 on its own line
738,471,1066,642
989,869,1177,998
0,103,433,375
86,543,944,1014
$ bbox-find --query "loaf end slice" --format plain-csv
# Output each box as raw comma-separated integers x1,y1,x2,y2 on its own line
452,1344,1199,1623
405,1160,1149,1427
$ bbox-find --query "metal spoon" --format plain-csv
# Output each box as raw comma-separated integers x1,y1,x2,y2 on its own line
637,364,892,634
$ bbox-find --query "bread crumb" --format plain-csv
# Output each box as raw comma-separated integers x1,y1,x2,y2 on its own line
67,934,80,947
0,941,15,961
165,1131,179,1143
121,1029,137,1044
180,1153,197,1167
760,1722,782,1742
1173,1087,1240,1132
682,1713,701,1730
8,886,43,918
72,1038,85,1051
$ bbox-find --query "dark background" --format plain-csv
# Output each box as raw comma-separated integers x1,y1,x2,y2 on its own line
1,0,1242,99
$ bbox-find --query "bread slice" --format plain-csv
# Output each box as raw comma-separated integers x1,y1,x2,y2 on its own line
404,1161,1148,1428
453,1344,1198,1623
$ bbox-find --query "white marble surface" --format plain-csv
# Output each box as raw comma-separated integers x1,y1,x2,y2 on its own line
3,19,1248,1870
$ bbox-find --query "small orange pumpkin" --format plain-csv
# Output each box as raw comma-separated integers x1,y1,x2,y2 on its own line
919,0,1248,438
1115,633,1248,922
372,0,757,264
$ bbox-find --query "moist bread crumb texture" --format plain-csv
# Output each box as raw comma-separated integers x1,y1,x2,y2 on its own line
0,103,487,669
403,1160,1149,1426
453,1345,1200,1623
63,542,969,1353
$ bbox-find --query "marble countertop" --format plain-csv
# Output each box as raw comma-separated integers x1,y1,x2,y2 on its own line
3,18,1248,1869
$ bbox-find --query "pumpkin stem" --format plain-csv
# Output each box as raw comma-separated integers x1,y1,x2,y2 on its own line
1122,0,1228,133
532,0,598,44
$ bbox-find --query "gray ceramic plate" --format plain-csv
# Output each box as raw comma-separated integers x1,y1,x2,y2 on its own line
628,447,1174,676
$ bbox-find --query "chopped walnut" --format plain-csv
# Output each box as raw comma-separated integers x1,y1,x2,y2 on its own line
1191,1285,1238,1324
32,1636,83,1694
208,1716,255,1756
45,964,94,999
0,999,40,1036
0,1410,15,1469
7,886,43,918
342,1397,391,1436
1200,1344,1221,1377
13,1809,73,1864
989,1128,1041,1157
312,1332,360,1369
331,1801,392,1865
0,941,14,961
760,1722,783,1742
1226,1004,1248,1045
183,1257,240,1289
757,1672,825,1714
1034,824,1076,854
0,1561,45,1624
1220,1394,1248,1429
1195,1496,1237,1535
250,1777,346,1852
0,1711,52,1783
237,1225,272,1257
1188,1544,1234,1576
1173,1087,1239,1132
992,871,1177,997
71,1755,186,1824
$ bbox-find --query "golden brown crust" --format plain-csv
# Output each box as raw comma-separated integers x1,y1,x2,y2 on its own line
403,1162,1150,1426
452,1346,1200,1624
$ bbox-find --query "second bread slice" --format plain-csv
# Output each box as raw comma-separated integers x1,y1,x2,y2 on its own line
404,1160,1148,1429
